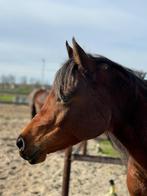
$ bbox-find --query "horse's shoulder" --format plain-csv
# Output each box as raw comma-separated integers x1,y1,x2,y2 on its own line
127,157,147,195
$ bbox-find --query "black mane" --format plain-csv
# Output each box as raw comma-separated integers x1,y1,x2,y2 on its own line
92,55,146,81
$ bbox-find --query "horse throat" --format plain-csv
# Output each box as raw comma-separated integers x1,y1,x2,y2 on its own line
111,102,147,170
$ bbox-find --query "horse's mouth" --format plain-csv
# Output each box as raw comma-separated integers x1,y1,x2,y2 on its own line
28,151,47,165
20,150,46,165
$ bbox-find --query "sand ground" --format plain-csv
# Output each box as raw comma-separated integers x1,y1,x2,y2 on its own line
0,104,129,196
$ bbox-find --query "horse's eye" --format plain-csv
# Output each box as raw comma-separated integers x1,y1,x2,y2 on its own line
57,95,69,104
101,63,109,70
61,95,69,103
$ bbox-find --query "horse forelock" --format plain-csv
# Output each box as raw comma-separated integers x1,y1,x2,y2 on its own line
53,59,78,102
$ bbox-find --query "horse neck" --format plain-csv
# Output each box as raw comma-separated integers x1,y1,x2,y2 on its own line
110,83,147,170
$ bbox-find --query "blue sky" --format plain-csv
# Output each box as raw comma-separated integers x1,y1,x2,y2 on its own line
0,0,147,84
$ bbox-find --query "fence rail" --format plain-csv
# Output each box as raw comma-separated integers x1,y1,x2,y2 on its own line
72,154,123,165
0,101,28,105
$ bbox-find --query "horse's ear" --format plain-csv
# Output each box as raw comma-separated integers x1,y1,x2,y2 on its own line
72,38,93,71
66,41,73,58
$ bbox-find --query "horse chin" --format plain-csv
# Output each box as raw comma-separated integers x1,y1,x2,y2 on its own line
28,153,47,165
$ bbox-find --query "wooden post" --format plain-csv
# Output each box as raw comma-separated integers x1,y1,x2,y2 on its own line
82,140,87,155
62,146,72,196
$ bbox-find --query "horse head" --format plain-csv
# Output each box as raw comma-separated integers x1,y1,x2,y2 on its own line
16,38,135,164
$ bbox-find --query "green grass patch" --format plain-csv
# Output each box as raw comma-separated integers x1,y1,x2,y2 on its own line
0,86,34,95
0,94,15,102
99,140,120,157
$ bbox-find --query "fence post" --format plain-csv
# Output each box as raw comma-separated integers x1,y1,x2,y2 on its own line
62,146,72,196
82,141,87,155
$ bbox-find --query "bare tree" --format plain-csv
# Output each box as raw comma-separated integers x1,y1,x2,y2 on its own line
20,76,28,86
0,75,9,88
8,75,16,88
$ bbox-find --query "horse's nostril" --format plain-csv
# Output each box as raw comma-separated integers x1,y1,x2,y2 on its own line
16,137,25,151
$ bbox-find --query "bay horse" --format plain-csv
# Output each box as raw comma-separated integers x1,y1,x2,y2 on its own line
29,88,50,118
16,39,147,195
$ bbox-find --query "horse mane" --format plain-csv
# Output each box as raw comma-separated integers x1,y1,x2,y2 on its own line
92,55,147,103
92,55,146,85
